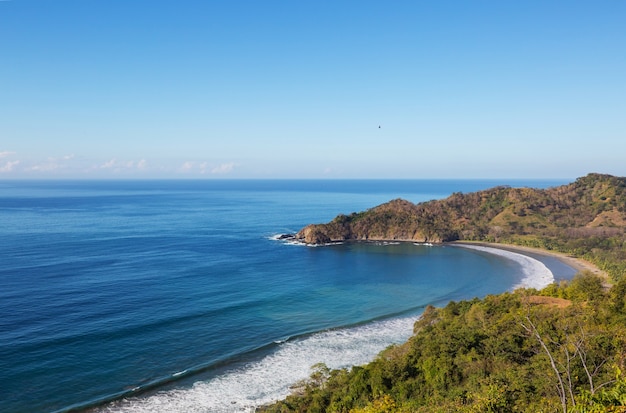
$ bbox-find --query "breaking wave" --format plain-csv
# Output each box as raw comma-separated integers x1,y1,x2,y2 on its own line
454,244,554,290
97,317,416,413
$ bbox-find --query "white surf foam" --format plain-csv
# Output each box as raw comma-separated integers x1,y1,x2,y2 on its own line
99,243,553,412
455,244,554,290
99,317,416,413
268,233,307,246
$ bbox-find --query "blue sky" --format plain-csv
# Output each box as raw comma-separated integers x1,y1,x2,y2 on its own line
1,1,625,179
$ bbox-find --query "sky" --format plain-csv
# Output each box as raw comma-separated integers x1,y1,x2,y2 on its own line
1,1,625,179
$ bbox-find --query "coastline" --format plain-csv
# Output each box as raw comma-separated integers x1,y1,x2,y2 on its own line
252,239,598,412
287,234,608,285
99,240,606,412
451,241,609,285
284,234,609,287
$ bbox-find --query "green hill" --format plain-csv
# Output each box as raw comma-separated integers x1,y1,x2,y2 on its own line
297,173,626,282
261,275,626,413
262,173,626,412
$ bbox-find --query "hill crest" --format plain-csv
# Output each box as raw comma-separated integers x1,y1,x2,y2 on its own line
296,173,626,247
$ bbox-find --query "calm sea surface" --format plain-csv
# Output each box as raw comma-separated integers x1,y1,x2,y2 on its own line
0,179,570,413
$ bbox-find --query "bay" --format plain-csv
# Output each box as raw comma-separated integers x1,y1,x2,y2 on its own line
0,179,570,412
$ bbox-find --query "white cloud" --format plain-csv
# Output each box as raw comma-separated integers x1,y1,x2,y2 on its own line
0,151,15,159
81,158,151,175
101,159,117,169
29,163,60,172
211,162,236,175
178,161,237,175
0,160,20,173
0,154,152,176
180,161,194,172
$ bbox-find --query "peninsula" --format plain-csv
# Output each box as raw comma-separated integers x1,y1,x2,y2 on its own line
263,173,626,413
294,173,625,283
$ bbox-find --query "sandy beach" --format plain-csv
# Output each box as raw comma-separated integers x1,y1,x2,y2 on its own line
452,241,609,286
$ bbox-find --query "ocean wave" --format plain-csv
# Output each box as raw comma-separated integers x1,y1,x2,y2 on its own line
98,317,416,413
269,233,344,247
99,242,551,413
454,244,554,290
268,233,306,246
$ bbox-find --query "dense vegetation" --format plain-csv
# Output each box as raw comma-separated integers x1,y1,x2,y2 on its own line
296,173,626,283
266,174,626,412
262,274,626,413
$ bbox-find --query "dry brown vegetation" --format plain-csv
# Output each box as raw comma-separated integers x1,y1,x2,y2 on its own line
297,173,626,282
526,295,572,308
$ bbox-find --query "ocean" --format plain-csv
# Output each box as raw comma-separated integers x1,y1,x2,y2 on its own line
0,179,574,413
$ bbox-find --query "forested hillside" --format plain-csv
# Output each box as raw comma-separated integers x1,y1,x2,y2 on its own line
264,174,626,412
261,274,626,412
297,173,626,282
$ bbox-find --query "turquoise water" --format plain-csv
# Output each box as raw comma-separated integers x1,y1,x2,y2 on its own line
0,179,570,412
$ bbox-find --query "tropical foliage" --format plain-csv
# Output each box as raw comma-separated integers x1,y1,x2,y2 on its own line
270,174,626,412
297,173,626,282
261,273,626,413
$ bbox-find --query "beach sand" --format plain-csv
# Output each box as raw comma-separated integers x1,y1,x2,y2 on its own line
453,241,610,287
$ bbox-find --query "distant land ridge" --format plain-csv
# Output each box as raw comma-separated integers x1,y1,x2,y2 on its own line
295,173,626,248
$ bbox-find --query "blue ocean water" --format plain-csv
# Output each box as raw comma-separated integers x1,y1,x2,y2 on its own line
0,179,571,413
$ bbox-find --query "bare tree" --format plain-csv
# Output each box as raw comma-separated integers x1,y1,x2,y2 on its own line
521,314,569,413
521,303,614,413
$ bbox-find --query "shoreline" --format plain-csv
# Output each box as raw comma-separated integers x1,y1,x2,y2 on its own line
451,242,554,290
106,239,607,412
451,241,609,285
256,237,600,412
278,234,609,284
